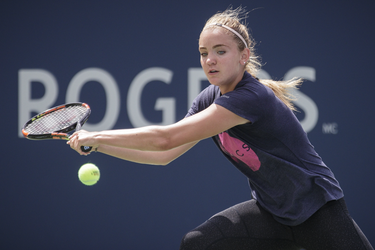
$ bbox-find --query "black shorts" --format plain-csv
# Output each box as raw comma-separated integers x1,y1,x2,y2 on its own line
180,198,373,250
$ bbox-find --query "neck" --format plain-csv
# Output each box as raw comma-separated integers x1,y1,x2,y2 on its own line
219,71,245,94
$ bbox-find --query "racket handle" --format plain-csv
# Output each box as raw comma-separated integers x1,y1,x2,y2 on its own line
81,146,93,153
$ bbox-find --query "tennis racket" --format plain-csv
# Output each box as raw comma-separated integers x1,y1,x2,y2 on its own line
22,102,93,153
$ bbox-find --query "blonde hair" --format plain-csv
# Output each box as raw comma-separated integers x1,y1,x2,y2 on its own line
202,7,302,111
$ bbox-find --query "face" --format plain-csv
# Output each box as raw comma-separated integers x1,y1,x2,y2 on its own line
199,28,249,94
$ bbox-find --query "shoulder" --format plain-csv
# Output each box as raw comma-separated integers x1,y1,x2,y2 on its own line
238,73,271,97
217,72,269,105
186,85,220,117
214,72,277,123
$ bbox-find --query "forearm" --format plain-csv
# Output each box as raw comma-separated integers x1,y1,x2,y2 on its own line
96,141,198,166
93,126,171,151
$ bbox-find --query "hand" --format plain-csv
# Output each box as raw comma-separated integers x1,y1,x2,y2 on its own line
67,130,98,155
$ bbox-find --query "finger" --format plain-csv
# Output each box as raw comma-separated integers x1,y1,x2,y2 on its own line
69,132,78,140
69,136,79,150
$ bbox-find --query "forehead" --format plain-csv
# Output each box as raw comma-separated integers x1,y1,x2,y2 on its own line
199,28,235,47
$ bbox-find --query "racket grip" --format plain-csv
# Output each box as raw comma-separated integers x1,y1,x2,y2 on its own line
81,146,93,153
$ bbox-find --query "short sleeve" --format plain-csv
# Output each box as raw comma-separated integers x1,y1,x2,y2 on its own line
214,83,267,123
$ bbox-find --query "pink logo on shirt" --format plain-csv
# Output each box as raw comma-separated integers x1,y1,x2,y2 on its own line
218,132,261,171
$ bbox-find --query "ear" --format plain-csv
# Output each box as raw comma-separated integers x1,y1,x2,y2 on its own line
240,48,251,64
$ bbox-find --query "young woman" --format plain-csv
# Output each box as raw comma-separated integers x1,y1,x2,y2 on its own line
68,8,373,250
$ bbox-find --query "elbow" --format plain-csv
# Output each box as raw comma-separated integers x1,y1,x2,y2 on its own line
152,127,175,151
150,157,174,167
158,161,171,167
156,137,174,151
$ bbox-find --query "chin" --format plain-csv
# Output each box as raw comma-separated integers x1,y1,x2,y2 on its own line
207,77,221,86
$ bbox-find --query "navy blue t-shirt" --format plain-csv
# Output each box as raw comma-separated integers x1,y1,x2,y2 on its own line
186,71,344,226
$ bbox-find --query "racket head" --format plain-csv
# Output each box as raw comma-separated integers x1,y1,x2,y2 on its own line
22,102,91,140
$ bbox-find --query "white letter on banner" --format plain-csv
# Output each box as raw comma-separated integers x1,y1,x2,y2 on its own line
284,67,318,133
18,69,58,137
127,67,175,127
66,68,120,131
187,68,207,109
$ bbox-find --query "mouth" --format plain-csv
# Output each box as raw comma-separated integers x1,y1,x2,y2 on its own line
208,69,219,74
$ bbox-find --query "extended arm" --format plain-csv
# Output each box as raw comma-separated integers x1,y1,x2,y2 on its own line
68,104,249,163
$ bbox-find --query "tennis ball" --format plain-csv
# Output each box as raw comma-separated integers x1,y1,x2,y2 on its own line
78,163,100,186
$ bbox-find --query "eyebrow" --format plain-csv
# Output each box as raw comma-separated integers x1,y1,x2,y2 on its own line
199,44,227,50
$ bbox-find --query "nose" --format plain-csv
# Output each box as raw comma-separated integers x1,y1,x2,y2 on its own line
206,56,216,66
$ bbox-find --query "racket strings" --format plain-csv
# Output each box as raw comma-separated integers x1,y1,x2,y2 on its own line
24,106,88,134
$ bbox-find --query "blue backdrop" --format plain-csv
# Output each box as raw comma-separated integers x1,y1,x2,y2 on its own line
1,0,374,249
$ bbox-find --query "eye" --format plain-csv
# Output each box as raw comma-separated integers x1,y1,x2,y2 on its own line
200,52,208,57
217,51,226,55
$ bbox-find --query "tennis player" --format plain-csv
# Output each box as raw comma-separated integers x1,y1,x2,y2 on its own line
68,7,373,250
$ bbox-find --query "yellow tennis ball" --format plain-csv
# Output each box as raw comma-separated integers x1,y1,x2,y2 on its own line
78,163,100,186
